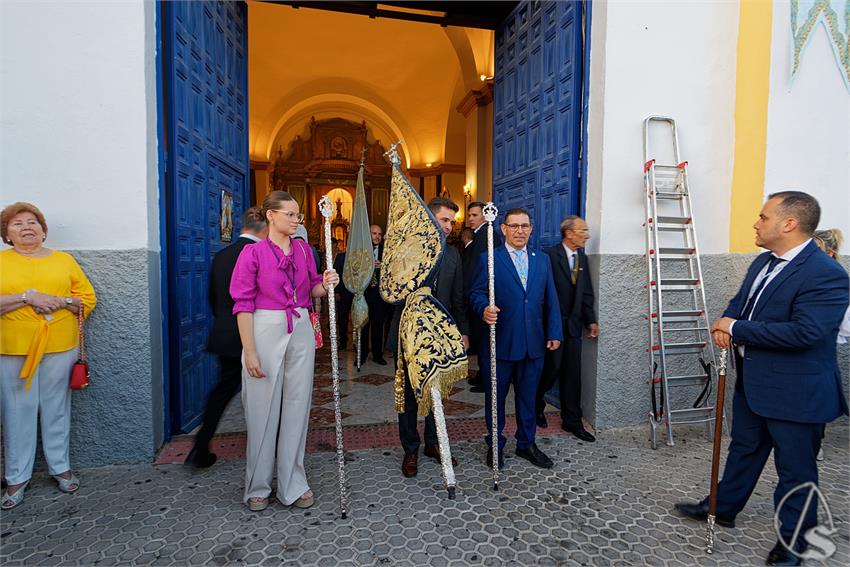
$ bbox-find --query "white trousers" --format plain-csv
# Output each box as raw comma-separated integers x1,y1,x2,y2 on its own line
243,309,315,504
1,348,76,485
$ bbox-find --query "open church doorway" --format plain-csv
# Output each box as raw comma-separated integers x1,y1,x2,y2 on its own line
159,0,586,453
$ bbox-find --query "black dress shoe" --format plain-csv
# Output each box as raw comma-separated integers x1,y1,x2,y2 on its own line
673,502,736,528
424,445,458,466
536,414,548,428
766,540,806,566
515,443,554,469
485,447,505,470
563,425,596,442
185,446,217,469
374,357,388,366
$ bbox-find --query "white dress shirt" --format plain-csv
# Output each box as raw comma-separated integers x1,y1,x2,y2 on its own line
730,239,812,349
562,243,578,271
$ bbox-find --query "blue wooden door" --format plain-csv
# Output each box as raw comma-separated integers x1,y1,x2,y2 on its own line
493,0,584,248
164,1,249,433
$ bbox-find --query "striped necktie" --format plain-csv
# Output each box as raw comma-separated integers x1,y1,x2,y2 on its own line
740,255,785,320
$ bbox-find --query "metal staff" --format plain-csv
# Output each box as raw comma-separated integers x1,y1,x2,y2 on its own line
483,202,500,490
319,195,349,519
430,386,457,499
705,347,728,553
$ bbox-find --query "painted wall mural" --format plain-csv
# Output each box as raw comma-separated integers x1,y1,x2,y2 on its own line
791,0,850,91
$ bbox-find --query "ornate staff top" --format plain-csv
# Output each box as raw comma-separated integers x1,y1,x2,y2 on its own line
318,195,334,219
717,348,727,375
359,148,367,167
483,202,498,223
383,140,403,167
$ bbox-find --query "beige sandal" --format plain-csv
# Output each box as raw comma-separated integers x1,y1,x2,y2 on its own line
247,497,269,511
292,490,314,509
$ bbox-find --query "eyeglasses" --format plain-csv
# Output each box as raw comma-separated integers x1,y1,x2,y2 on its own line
271,210,304,223
504,223,532,232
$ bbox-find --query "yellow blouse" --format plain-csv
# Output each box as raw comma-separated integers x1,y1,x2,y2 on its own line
0,249,97,359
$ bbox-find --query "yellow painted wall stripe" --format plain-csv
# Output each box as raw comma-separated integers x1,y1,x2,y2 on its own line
729,0,773,253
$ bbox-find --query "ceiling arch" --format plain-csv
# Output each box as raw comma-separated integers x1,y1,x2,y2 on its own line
255,85,419,167
248,2,485,169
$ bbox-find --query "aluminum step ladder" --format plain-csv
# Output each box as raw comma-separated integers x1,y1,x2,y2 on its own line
643,116,721,449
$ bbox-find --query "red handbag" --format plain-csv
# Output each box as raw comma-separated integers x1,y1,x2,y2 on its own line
69,305,90,390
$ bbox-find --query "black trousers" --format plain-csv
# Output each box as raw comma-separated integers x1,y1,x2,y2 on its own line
336,293,352,349
396,358,437,455
536,336,583,430
704,354,823,538
360,297,388,360
194,355,242,451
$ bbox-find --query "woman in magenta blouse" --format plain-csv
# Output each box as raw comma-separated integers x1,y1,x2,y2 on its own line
230,190,338,511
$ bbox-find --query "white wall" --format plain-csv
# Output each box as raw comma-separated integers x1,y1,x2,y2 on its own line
0,1,158,251
585,1,739,255
763,1,850,238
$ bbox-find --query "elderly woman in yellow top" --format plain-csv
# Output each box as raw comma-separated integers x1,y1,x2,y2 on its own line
0,202,96,510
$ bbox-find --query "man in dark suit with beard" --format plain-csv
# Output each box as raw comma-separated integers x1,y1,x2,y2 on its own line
675,191,849,566
463,201,502,392
388,197,469,477
361,224,389,365
536,216,598,442
186,207,267,468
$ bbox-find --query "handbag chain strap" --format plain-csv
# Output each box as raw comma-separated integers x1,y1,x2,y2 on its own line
76,302,86,363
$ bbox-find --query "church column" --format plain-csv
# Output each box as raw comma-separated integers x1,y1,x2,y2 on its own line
457,79,493,203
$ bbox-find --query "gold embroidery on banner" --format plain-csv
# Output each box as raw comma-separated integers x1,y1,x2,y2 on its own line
380,168,442,304
396,287,468,416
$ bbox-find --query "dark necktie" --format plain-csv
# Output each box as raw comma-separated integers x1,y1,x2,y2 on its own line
739,255,785,320
570,252,578,285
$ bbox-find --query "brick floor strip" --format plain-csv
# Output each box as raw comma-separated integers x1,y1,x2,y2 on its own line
154,413,569,465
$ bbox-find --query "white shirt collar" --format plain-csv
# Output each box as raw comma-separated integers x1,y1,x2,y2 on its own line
240,233,261,242
473,223,486,234
773,238,811,262
505,242,527,254
562,243,577,256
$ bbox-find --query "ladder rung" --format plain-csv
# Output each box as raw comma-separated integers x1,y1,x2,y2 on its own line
657,223,689,232
657,278,700,291
654,191,686,200
666,375,710,388
657,247,695,259
652,163,681,170
656,216,691,225
661,342,708,354
660,310,703,322
669,406,715,424
662,326,709,333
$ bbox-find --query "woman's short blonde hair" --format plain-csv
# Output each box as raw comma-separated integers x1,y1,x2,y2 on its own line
1,202,48,245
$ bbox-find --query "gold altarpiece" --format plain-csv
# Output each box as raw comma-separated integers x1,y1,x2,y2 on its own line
270,117,403,249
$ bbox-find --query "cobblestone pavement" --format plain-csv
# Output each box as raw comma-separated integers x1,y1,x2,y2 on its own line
2,423,847,566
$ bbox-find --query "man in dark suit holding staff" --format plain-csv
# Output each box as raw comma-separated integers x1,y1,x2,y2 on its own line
674,191,849,566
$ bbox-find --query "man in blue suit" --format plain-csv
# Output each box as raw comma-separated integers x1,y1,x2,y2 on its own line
675,191,849,566
470,208,563,469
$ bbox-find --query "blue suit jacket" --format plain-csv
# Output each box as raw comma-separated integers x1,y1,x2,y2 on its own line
470,245,563,361
727,240,849,423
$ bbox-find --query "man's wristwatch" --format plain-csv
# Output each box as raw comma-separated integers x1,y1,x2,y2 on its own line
64,297,74,306
21,291,28,304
